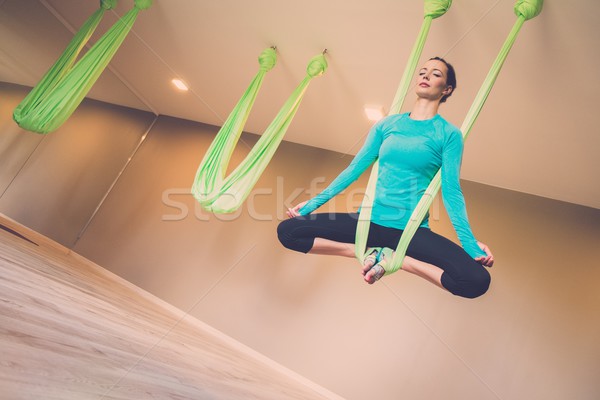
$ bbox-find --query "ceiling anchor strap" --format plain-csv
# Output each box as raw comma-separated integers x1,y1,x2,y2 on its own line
191,48,328,213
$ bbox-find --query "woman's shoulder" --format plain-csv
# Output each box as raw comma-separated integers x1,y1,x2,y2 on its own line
379,112,409,125
435,114,462,138
435,114,460,130
368,112,409,136
374,112,409,131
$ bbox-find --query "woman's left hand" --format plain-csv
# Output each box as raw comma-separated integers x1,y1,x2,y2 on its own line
475,241,494,267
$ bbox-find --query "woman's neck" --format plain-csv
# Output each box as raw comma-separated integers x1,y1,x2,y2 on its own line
409,98,441,120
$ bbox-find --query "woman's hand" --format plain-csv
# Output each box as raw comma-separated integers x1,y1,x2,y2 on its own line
286,201,308,218
475,241,494,267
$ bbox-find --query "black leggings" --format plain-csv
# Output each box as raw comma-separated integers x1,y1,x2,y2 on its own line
277,213,490,299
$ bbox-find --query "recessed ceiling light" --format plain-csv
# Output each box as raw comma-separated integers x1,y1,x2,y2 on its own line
364,105,385,122
171,78,189,91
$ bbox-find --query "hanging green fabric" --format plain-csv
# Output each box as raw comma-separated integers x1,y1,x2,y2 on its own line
355,0,453,264
13,0,152,134
356,0,544,274
192,50,327,213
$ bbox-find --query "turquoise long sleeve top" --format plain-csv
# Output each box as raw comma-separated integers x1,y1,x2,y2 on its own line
299,112,485,259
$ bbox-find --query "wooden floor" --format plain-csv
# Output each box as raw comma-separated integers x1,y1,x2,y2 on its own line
0,215,343,400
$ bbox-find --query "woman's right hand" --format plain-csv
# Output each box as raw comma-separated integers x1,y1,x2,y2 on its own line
286,201,308,218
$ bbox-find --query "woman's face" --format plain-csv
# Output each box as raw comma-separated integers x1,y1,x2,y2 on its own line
415,59,452,101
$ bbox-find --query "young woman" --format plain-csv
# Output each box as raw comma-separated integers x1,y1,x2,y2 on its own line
277,57,494,299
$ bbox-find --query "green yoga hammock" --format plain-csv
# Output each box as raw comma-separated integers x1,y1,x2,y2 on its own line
192,49,328,213
355,0,544,273
13,0,152,134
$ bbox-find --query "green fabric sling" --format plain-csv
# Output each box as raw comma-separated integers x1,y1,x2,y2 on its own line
355,0,544,273
192,49,327,214
13,0,152,134
355,0,453,264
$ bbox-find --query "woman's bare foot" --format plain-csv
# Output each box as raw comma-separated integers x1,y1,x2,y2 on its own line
362,248,380,276
364,264,385,284
364,247,396,284
362,247,386,284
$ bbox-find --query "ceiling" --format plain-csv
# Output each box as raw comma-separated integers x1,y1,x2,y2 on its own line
1,0,598,209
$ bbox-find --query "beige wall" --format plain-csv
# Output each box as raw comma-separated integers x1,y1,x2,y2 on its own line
1,82,599,400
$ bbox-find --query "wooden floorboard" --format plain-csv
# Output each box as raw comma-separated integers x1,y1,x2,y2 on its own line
0,214,343,400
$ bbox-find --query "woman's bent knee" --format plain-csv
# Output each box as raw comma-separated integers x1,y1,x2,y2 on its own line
445,267,491,299
277,219,312,253
277,219,294,249
461,268,491,299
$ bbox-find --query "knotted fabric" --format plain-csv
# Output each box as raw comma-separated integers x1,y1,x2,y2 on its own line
424,0,452,19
